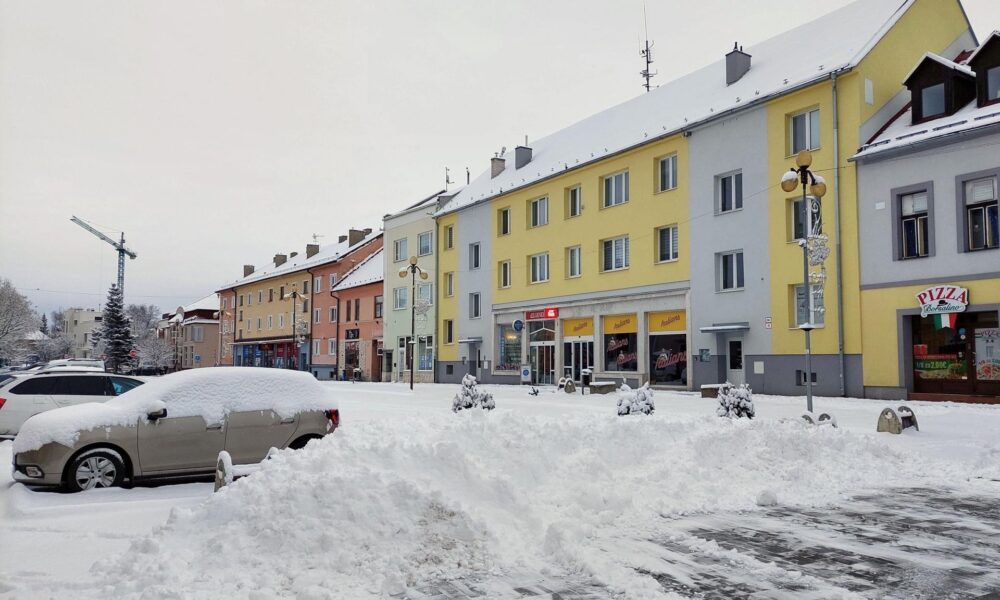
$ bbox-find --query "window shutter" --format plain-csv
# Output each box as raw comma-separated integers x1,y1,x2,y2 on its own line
671,227,679,259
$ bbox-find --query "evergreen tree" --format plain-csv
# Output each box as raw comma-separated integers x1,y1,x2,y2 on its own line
40,313,49,336
96,284,134,373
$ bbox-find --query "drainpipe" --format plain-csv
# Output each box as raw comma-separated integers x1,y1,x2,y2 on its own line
832,70,846,397
329,290,341,380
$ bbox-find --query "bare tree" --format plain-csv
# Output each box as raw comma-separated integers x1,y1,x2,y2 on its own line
135,336,174,371
0,279,37,362
125,303,160,340
36,334,74,362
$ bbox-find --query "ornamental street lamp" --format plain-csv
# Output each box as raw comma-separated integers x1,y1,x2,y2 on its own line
780,150,827,413
399,256,429,390
289,289,309,370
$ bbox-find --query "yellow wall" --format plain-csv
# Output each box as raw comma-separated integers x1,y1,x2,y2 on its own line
235,271,313,341
437,214,459,362
491,135,689,304
860,280,1000,388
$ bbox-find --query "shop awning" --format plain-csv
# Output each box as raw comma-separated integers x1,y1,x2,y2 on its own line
458,337,483,344
699,323,750,333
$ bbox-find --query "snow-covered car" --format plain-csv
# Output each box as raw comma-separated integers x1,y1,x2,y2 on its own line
45,358,106,371
11,367,340,492
0,372,144,438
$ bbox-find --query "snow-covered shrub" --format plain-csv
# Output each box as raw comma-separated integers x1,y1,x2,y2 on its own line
716,383,755,419
452,374,495,412
617,382,654,416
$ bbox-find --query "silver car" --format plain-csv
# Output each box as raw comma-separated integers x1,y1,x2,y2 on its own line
12,367,340,492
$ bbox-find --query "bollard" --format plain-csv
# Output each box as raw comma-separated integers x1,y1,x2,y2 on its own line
877,406,918,434
896,406,919,431
564,380,576,394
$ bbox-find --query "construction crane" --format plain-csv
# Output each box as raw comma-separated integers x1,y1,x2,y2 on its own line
70,216,138,296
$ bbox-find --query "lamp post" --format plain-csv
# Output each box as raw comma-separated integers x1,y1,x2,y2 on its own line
289,289,309,370
399,256,429,390
780,150,827,413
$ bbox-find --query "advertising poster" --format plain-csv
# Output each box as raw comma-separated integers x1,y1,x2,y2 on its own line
913,352,966,380
975,328,1000,381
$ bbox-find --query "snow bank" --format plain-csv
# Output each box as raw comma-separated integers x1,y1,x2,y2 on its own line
92,409,972,599
13,368,338,453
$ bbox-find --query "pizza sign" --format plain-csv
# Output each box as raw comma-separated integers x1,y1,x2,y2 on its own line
916,285,968,318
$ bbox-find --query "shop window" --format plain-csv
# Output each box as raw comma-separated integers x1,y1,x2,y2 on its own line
344,341,359,370
964,176,999,251
497,324,522,372
649,335,686,385
604,331,638,372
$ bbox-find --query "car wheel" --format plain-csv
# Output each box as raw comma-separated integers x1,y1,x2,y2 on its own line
289,435,322,450
66,448,126,492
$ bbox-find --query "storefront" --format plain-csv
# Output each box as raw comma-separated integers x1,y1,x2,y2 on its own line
603,314,638,374
233,340,297,369
648,310,687,386
527,310,557,385
562,318,594,382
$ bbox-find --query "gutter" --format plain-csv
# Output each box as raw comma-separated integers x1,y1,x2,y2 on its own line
851,119,1000,164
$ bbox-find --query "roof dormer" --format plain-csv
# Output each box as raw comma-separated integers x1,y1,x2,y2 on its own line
966,31,1000,108
903,52,977,124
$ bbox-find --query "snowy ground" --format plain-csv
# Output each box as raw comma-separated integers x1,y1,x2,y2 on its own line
1,382,999,599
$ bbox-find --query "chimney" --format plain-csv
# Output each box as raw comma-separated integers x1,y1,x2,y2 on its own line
338,235,348,243
491,156,506,179
514,146,532,169
290,251,298,258
348,228,366,246
726,43,751,85
243,265,255,277
306,243,320,258
363,228,372,235
273,253,287,267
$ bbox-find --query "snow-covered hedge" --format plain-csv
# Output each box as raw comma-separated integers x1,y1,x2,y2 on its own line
617,382,654,416
716,383,755,419
452,374,495,412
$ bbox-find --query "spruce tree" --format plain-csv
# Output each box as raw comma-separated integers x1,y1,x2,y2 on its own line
97,284,134,373
40,313,49,336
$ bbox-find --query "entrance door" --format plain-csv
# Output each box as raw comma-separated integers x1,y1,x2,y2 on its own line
727,339,744,385
530,345,556,385
562,341,594,382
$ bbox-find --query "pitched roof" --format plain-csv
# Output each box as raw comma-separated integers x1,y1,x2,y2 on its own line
218,230,382,290
436,0,917,216
854,97,1000,160
331,249,384,292
966,30,999,65
903,52,975,85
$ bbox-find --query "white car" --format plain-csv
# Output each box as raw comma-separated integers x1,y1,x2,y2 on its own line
46,358,106,371
0,372,144,438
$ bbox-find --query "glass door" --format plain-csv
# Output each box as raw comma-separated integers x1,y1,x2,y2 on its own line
563,341,594,382
530,345,556,385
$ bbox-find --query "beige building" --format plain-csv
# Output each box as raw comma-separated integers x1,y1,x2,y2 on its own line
62,308,103,359
160,295,220,370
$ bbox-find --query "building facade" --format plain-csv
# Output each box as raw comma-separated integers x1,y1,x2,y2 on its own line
328,250,385,381
160,294,220,370
62,308,102,359
853,31,1000,402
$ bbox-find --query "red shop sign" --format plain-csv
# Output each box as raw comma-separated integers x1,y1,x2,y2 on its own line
525,307,559,320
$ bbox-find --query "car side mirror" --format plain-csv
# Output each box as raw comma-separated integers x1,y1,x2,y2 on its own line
147,408,167,421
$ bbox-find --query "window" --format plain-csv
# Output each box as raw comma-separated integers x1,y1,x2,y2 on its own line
247,293,252,306
417,283,433,306
314,277,321,293
329,306,338,322
530,253,549,283
444,320,454,344
393,287,407,310
965,177,999,251
313,340,321,355
303,299,309,313
470,243,481,269
498,208,511,236
354,298,360,321
900,191,930,258
989,66,1000,103
279,286,285,300
529,197,548,227
719,172,743,213
603,171,629,207
602,236,630,272
718,251,745,291
567,187,582,217
445,272,454,297
393,238,408,262
469,293,481,319
418,336,433,371
346,299,352,322
790,109,820,153
279,314,284,328
303,280,310,294
192,325,203,342
656,226,679,262
314,309,321,324
794,284,825,327
567,246,582,278
268,288,274,302
658,154,678,192
374,295,383,319
922,83,946,119
790,196,822,241
445,225,454,249
497,324,522,371
329,273,338,289
499,260,511,288
256,317,262,329
418,231,433,256
268,315,273,329
239,295,244,307
328,339,336,354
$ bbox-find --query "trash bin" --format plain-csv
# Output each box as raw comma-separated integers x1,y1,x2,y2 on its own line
352,368,362,382
581,368,592,388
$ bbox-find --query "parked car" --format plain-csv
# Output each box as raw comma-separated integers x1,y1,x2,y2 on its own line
0,372,144,438
46,358,106,371
12,367,340,492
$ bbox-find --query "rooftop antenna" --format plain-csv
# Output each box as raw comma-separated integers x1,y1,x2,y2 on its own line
311,233,325,243
466,167,470,184
640,3,657,92
445,166,453,190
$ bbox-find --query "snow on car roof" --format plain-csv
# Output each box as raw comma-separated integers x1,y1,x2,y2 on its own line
13,368,339,453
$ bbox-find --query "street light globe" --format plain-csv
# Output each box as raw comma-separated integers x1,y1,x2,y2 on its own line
780,170,799,193
795,150,813,169
419,271,429,280
409,256,418,266
398,269,408,278
810,175,828,198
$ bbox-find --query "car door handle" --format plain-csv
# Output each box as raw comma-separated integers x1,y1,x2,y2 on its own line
280,417,295,424
206,423,223,430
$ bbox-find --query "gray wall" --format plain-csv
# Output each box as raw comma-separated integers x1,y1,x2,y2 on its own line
857,129,1000,289
687,107,772,388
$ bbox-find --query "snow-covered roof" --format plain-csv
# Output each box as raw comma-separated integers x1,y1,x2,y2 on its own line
181,317,219,326
437,0,917,216
22,330,48,341
182,294,219,313
903,52,975,84
965,30,999,64
332,249,384,292
219,230,382,290
854,101,1000,160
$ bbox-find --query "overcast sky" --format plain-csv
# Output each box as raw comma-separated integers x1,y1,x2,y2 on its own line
2,0,998,316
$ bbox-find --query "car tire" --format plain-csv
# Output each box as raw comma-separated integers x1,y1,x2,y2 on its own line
65,448,126,493
289,435,322,450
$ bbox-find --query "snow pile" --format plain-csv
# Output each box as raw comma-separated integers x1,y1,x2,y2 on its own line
451,374,494,412
14,368,338,453
617,382,654,416
717,383,755,419
91,410,965,599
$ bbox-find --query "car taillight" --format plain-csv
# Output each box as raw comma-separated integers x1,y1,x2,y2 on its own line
0,398,5,410
325,409,340,427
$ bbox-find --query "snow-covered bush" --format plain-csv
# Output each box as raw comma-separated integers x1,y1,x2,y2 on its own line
452,374,495,412
717,383,755,419
617,382,654,416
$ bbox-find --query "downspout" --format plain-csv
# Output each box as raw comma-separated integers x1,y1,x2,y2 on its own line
832,70,846,396
433,216,441,383
328,289,341,381
307,269,315,376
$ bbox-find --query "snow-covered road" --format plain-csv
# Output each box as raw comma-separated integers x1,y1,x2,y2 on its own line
1,383,999,599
